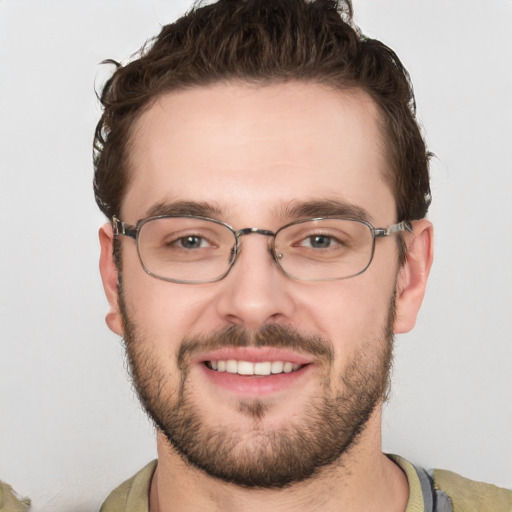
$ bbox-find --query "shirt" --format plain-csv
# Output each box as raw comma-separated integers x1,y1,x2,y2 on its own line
100,455,512,512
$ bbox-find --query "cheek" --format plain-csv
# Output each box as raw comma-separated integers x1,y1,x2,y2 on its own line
297,277,396,352
121,251,220,340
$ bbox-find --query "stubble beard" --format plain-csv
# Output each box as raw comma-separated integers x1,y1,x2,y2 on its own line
119,290,395,489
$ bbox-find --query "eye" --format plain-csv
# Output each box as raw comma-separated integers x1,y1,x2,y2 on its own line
299,234,340,249
170,234,211,249
176,235,209,249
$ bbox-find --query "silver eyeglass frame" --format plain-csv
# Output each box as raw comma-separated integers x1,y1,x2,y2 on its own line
112,215,413,284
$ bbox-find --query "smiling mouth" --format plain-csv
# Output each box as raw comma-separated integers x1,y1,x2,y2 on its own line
205,360,305,376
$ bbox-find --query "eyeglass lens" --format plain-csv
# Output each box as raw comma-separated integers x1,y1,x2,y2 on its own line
136,217,375,283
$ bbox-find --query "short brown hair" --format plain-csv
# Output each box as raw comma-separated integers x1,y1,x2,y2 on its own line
93,0,431,224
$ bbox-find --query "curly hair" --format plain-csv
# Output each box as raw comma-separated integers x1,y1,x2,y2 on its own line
93,0,431,226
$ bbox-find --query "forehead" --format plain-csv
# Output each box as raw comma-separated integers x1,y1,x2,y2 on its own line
123,81,395,224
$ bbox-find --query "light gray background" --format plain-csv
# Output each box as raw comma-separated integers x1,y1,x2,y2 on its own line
1,1,511,511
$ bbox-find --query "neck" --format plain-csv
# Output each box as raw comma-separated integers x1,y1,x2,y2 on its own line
149,410,409,512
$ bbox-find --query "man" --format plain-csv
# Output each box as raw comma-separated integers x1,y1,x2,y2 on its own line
94,1,511,510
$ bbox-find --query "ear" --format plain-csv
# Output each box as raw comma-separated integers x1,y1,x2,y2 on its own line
99,223,124,336
394,219,434,334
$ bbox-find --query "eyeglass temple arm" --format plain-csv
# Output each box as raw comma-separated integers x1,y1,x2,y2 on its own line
374,220,413,238
112,216,137,239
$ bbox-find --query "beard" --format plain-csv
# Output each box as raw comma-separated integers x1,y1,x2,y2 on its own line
119,290,395,489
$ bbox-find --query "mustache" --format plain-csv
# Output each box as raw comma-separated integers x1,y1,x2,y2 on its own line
177,324,334,370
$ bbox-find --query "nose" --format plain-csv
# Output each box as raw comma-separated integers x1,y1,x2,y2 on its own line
215,233,296,330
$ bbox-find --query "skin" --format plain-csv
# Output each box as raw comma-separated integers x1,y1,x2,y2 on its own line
99,81,433,511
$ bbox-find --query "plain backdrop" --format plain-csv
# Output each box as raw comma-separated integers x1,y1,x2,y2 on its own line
1,1,511,511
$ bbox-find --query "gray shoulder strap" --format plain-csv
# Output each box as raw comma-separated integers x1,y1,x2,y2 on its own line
414,464,453,512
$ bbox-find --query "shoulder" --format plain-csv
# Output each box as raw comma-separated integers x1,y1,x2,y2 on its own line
389,454,511,512
0,481,30,512
433,469,512,512
100,460,157,512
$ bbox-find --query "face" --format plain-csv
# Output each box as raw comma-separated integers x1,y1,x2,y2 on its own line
100,82,430,487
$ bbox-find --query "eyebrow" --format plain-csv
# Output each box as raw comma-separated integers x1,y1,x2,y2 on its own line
280,199,372,223
146,200,224,218
144,198,371,224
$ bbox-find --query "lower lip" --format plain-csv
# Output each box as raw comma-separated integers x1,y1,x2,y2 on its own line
199,363,311,396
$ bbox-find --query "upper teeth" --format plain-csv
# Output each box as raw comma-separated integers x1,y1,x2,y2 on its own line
209,360,301,376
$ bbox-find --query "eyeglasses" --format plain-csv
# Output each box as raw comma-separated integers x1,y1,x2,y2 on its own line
112,215,412,284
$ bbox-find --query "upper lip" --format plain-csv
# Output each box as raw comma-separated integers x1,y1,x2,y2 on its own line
195,347,312,365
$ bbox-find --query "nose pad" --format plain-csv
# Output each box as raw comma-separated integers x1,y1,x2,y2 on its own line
269,249,284,274
269,239,286,275
228,243,238,265
274,249,284,261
